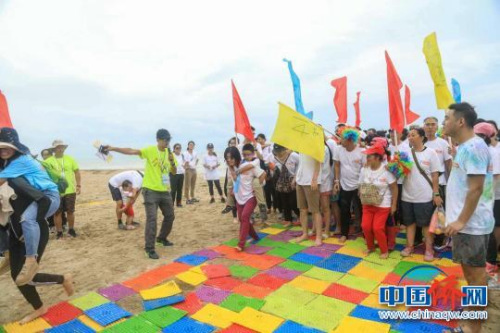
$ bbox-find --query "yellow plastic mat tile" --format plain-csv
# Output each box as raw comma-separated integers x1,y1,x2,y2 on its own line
191,303,239,329
335,246,365,258
140,280,182,300
287,275,330,294
233,307,285,333
348,262,389,282
333,316,390,333
176,271,207,286
259,228,285,235
303,267,344,282
3,318,51,333
337,274,379,293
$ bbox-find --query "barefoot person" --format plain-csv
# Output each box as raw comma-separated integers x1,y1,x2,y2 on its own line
108,170,143,230
359,142,398,259
443,103,494,333
104,129,177,259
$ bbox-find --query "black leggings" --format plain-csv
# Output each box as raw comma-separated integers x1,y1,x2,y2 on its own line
264,181,276,210
170,174,184,203
339,188,361,237
278,190,299,222
208,180,223,197
8,178,64,310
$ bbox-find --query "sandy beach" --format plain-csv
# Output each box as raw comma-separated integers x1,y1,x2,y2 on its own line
0,170,498,332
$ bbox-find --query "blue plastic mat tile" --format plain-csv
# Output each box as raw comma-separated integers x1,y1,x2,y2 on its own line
174,254,209,266
288,253,324,265
85,303,131,326
350,305,397,325
256,232,268,239
394,244,405,251
46,319,95,333
439,251,453,259
316,253,362,273
143,295,186,311
394,320,449,333
396,233,406,238
162,317,216,333
274,320,323,333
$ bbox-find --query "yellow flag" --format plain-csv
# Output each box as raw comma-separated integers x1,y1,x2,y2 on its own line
271,102,325,162
423,32,455,109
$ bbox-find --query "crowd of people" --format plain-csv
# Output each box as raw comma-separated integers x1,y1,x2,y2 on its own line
0,102,498,331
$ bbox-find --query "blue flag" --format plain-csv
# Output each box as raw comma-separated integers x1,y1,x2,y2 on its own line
283,59,313,119
451,78,461,103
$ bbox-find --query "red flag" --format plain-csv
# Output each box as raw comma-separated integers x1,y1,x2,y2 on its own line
330,76,347,124
0,91,13,128
353,91,361,127
231,80,254,141
404,85,420,126
385,51,404,133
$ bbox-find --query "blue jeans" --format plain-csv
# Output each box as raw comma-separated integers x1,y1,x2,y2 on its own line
21,191,60,257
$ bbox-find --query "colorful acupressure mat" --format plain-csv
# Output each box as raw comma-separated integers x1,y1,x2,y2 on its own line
2,225,463,332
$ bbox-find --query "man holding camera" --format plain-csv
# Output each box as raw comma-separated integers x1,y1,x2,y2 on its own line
43,140,81,239
103,129,177,259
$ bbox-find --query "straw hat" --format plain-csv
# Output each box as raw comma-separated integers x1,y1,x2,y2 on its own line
52,139,68,149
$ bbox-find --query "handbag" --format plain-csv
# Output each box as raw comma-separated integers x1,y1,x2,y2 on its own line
359,168,385,206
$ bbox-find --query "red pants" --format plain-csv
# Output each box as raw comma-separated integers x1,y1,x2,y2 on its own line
236,197,259,248
122,204,134,217
362,205,391,254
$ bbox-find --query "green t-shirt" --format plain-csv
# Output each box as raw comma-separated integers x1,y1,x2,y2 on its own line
42,155,79,195
140,145,177,192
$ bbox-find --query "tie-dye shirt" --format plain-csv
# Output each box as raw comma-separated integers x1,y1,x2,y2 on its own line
446,136,494,235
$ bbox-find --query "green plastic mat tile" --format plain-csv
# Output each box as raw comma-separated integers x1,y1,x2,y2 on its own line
139,306,186,328
336,274,380,293
279,260,313,272
219,293,265,312
278,243,307,253
269,284,317,305
343,238,368,250
257,238,286,248
298,240,316,247
392,261,423,276
303,267,345,282
69,292,110,311
289,226,302,231
0,325,5,333
229,265,259,279
287,307,341,332
304,295,356,317
102,316,159,333
363,253,400,267
259,295,297,318
266,247,296,258
223,238,239,247
270,223,287,229
395,238,406,245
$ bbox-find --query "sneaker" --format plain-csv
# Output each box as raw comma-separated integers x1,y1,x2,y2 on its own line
0,252,10,275
186,199,193,205
156,238,174,247
56,232,64,240
221,206,232,214
118,223,126,230
221,197,226,203
486,262,499,274
15,259,39,286
68,229,77,238
210,198,215,204
49,227,56,234
191,198,200,203
146,250,160,260
176,203,183,208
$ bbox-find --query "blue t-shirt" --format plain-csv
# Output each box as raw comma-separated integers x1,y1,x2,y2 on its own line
0,155,58,192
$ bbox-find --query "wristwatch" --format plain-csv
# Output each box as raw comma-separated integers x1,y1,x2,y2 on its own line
433,192,440,197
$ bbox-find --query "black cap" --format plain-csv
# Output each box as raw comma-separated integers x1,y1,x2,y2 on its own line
0,127,30,154
156,129,171,141
207,143,214,149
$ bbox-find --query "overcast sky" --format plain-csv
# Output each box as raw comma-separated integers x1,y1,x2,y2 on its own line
1,0,499,168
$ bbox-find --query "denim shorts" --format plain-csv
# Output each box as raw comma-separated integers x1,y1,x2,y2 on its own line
452,233,489,267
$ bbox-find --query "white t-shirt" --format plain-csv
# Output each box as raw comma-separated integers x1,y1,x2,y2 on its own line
203,154,220,181
173,153,185,175
320,145,334,193
489,146,500,200
425,137,451,185
272,152,300,176
233,165,264,205
334,146,366,191
402,147,440,203
182,151,198,170
296,153,323,186
358,165,397,208
446,137,494,235
261,144,273,164
109,170,143,189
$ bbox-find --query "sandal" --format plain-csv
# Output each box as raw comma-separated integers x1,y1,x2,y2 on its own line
424,250,435,262
125,225,136,230
401,246,414,257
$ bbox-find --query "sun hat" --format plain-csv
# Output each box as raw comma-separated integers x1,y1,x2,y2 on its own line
0,127,30,154
363,142,386,156
52,139,68,149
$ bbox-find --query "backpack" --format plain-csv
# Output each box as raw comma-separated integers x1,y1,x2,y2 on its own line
274,154,294,193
